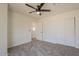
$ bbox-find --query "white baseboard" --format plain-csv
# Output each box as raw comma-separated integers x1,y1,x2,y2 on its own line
8,40,31,48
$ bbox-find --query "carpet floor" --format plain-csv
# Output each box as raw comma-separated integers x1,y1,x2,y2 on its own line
8,39,79,56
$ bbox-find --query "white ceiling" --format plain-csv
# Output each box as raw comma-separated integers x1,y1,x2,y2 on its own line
9,3,79,19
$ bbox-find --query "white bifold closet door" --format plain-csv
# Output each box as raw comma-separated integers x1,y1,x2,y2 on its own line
63,16,75,47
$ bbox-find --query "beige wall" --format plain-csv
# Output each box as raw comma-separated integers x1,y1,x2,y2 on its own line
8,11,35,48
36,9,79,48
0,4,8,56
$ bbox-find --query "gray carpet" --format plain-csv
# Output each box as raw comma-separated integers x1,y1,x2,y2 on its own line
8,39,79,56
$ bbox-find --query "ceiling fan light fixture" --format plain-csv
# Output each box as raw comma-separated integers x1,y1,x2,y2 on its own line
25,3,51,15
37,11,40,15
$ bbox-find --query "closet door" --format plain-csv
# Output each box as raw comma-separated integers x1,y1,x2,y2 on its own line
42,18,58,43
64,16,75,47
75,16,79,48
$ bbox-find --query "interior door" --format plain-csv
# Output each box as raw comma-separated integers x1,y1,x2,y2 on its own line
64,16,75,47
36,22,43,40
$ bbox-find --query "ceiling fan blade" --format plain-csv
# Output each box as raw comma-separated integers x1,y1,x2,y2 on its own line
39,9,51,12
29,11,36,13
25,4,36,10
38,3,45,10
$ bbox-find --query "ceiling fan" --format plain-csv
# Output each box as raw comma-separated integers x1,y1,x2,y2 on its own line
25,3,51,15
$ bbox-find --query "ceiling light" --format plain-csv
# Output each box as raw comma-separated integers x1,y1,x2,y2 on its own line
37,12,40,15
32,27,36,31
